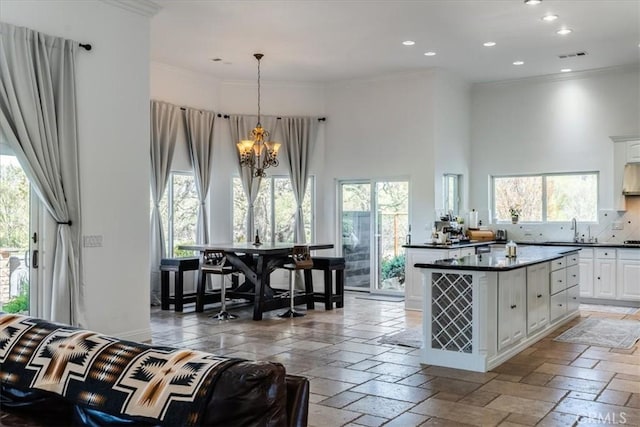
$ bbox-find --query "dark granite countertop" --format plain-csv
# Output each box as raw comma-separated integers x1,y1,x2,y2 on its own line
414,245,581,271
404,240,494,250
517,241,640,249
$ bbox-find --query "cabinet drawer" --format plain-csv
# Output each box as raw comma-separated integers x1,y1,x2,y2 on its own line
550,290,567,322
565,252,580,267
618,249,640,260
550,257,565,271
460,247,476,257
550,269,567,294
579,248,594,259
595,249,616,259
567,285,580,313
566,264,580,287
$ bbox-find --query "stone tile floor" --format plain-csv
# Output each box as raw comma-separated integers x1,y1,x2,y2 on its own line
151,294,640,426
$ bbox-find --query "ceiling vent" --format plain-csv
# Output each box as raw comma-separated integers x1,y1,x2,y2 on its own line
558,51,588,59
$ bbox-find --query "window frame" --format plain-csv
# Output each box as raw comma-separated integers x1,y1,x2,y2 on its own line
232,175,315,243
443,173,461,217
491,171,599,224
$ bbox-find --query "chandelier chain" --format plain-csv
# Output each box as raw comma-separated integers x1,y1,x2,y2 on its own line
257,56,261,125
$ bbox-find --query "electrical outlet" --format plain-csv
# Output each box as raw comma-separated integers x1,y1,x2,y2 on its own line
612,221,624,231
83,235,103,248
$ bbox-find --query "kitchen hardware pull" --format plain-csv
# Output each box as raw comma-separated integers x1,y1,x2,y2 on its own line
32,250,39,268
537,294,542,298
510,304,517,309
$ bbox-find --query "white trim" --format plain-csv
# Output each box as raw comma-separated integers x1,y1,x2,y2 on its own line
101,0,161,17
610,136,640,144
473,63,639,90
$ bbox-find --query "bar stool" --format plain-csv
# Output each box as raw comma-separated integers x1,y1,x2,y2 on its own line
307,256,345,310
201,250,238,320
279,245,313,318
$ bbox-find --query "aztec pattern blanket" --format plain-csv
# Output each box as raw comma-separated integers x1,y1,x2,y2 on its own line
0,314,240,426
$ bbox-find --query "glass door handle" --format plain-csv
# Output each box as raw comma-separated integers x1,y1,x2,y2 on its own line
32,250,39,268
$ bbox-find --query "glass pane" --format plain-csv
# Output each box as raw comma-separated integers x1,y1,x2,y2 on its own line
443,174,459,215
376,181,409,292
341,183,371,290
233,178,247,243
273,178,295,242
253,179,272,243
0,155,30,314
172,174,198,256
547,174,598,222
494,176,543,222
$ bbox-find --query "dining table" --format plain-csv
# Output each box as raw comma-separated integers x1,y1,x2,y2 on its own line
178,242,334,320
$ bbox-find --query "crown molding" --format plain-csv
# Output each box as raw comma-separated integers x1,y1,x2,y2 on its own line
610,136,639,143
473,63,639,90
101,0,161,17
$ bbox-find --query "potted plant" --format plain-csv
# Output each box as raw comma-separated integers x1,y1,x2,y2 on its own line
509,206,521,224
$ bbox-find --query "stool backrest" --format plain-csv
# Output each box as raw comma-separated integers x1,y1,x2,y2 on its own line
291,245,313,269
203,250,227,270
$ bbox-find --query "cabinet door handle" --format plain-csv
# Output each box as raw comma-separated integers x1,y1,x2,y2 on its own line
597,277,601,280
558,303,563,307
572,274,577,278
510,304,517,309
537,294,542,298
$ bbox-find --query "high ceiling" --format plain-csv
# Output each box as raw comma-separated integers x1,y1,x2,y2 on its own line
151,0,640,84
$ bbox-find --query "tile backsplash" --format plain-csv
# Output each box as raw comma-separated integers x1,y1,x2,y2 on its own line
488,197,640,243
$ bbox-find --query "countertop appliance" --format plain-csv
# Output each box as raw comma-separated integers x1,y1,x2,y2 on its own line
495,229,507,242
623,240,640,247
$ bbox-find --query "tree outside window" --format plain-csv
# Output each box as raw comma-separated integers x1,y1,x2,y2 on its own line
493,172,598,223
233,176,313,243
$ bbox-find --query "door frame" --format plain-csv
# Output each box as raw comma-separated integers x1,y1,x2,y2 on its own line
337,177,410,295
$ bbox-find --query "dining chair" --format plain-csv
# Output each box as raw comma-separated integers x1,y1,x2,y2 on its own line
279,245,313,318
201,250,238,320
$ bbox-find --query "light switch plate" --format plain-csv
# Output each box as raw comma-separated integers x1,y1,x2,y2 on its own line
83,235,103,247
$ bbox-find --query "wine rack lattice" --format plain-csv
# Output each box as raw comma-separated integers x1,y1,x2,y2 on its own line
431,273,473,353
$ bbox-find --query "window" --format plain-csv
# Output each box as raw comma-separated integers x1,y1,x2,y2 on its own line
443,174,461,216
233,176,314,243
159,172,199,256
492,172,598,223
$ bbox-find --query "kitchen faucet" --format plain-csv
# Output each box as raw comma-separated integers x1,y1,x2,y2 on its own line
571,217,578,242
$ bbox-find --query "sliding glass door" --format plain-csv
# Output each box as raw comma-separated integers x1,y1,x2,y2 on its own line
339,179,409,294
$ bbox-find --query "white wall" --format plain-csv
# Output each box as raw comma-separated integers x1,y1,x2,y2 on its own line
3,0,154,340
324,70,471,244
470,66,640,241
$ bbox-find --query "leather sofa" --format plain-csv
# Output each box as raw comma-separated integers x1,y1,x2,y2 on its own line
0,313,309,426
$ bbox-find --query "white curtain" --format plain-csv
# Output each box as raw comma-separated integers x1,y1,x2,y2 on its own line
228,114,277,242
280,117,319,243
184,108,216,244
150,100,180,304
0,22,84,325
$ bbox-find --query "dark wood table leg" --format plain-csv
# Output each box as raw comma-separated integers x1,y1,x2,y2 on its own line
175,268,184,312
304,270,315,310
161,270,170,310
252,255,266,321
195,254,205,312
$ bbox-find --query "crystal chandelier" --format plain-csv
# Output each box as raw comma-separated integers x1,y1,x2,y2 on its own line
236,53,281,177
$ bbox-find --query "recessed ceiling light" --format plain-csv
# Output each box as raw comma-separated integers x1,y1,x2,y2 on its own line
513,61,524,65
561,68,572,73
542,14,558,22
402,40,415,46
424,51,436,56
483,42,497,47
524,0,542,5
557,28,573,35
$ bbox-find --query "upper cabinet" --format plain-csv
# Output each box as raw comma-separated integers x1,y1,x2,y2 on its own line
627,140,640,163
611,136,640,211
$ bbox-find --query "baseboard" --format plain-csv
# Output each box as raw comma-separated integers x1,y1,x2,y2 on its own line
581,298,640,308
113,327,152,343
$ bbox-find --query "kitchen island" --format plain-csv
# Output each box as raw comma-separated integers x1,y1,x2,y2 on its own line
415,246,580,372
404,241,494,310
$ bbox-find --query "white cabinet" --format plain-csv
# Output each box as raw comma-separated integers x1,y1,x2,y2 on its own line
526,262,549,335
549,252,580,323
594,249,617,299
617,249,640,301
627,140,640,163
579,248,594,298
498,268,526,350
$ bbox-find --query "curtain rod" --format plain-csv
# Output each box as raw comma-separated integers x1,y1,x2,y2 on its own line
178,108,326,122
79,43,92,51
